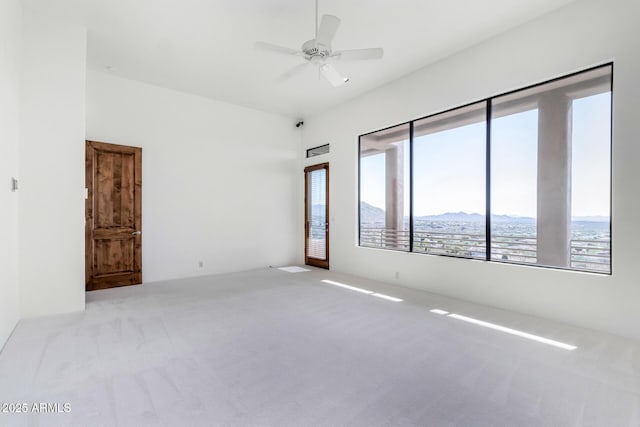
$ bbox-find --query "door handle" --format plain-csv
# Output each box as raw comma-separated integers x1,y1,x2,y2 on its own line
132,231,142,235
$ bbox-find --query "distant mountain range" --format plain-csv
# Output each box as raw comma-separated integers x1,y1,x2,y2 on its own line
360,201,385,223
572,216,610,222
358,202,608,224
417,211,534,223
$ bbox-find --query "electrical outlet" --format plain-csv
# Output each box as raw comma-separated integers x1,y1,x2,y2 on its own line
394,271,400,280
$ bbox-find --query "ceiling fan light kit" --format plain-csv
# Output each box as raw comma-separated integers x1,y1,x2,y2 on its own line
255,0,383,87
320,63,349,86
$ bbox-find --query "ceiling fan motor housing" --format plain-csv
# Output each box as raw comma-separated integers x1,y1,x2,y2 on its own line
302,39,331,59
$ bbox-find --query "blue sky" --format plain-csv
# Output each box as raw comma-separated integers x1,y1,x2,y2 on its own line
361,92,611,218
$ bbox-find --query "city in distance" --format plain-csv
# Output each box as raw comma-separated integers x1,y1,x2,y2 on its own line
360,201,609,232
358,202,610,272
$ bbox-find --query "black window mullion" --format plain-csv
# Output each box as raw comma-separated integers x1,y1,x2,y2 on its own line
357,136,362,247
409,122,414,252
486,99,492,261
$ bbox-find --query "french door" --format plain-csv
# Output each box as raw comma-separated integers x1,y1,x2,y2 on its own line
305,163,329,269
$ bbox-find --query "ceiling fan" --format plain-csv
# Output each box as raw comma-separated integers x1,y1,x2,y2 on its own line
254,0,384,87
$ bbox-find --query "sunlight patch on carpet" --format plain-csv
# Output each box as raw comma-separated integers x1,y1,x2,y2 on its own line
278,266,311,273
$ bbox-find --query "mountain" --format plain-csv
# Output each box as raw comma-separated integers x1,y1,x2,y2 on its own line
416,212,484,222
491,214,535,223
357,205,607,224
572,216,609,222
416,212,535,223
360,201,385,224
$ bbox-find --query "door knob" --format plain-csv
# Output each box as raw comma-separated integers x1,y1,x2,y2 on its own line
132,231,142,235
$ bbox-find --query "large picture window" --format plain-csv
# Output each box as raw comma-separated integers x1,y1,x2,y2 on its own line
358,64,612,274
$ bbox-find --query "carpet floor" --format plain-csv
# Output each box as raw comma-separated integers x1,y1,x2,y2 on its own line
0,267,638,426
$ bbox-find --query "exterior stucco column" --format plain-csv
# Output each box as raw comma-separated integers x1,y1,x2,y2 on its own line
385,144,404,247
537,93,572,267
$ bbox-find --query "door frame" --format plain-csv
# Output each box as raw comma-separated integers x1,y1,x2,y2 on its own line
304,162,329,269
85,140,142,291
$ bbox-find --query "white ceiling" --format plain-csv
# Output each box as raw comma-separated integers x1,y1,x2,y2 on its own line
26,0,578,118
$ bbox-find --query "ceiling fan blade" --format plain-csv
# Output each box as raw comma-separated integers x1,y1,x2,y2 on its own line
316,14,340,47
279,62,312,81
320,63,349,87
332,48,384,61
254,41,302,57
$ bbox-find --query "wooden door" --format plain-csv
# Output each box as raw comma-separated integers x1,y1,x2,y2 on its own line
304,163,329,269
86,141,142,291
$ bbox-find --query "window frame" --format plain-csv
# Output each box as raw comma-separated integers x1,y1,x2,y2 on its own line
357,62,613,275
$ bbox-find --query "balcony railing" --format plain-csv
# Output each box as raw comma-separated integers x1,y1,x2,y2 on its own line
360,227,610,273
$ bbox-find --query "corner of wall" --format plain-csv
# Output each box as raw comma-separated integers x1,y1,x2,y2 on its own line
18,8,87,319
0,0,23,351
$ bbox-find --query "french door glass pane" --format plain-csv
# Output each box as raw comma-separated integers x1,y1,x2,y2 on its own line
308,168,326,260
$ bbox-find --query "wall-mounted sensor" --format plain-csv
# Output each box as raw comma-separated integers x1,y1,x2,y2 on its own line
11,177,18,192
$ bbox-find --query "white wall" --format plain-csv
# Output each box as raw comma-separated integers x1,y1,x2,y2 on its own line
86,71,300,283
0,0,22,349
302,0,640,339
19,10,87,318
